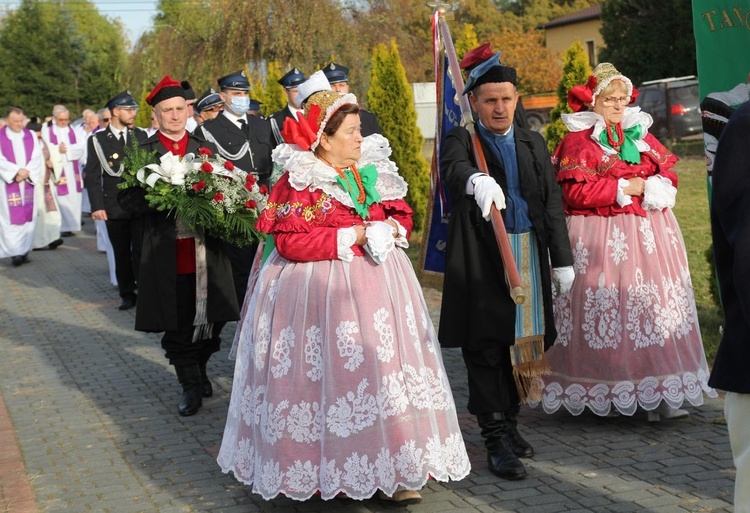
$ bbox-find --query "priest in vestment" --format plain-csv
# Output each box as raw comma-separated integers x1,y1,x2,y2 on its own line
42,105,86,235
0,107,43,265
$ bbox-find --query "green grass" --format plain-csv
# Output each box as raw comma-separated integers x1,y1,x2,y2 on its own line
409,155,723,364
671,156,723,363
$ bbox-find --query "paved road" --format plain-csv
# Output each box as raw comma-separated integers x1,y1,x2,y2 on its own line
0,222,736,512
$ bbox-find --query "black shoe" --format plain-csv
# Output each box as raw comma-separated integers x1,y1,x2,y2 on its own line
48,238,64,249
487,441,528,480
11,255,23,267
505,409,535,458
118,296,137,311
200,379,213,398
178,387,203,416
175,365,203,416
61,231,74,237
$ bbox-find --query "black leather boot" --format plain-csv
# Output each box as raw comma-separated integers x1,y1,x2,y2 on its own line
505,407,534,458
175,365,203,416
198,360,213,398
478,413,527,480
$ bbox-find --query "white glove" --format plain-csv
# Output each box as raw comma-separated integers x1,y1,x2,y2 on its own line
642,175,677,210
471,174,506,220
336,227,357,262
616,178,634,207
364,221,396,264
553,266,575,295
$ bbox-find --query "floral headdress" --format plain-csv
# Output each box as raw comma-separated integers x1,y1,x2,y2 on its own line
280,90,358,151
568,63,639,112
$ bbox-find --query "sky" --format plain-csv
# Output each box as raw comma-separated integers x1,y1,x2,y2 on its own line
0,0,159,44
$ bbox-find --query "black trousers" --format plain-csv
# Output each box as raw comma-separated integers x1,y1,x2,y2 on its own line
223,240,259,310
462,342,520,415
106,217,142,300
160,273,225,367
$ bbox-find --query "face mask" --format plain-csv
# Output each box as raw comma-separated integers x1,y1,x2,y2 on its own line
229,96,250,114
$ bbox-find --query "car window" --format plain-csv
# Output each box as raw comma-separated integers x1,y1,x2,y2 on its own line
669,85,699,107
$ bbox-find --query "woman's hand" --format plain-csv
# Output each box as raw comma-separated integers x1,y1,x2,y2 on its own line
622,177,645,196
354,224,367,246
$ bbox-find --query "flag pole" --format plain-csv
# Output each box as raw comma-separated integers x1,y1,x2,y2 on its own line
430,5,526,305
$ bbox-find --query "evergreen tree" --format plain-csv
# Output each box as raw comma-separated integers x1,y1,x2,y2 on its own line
134,89,152,129
367,39,430,232
263,61,286,116
454,23,480,62
545,39,591,153
600,0,695,85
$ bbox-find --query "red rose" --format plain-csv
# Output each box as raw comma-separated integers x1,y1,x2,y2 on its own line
259,185,269,195
245,174,256,186
245,200,257,209
213,193,224,202
201,162,213,173
244,183,254,192
198,147,212,157
192,180,206,191
224,161,235,171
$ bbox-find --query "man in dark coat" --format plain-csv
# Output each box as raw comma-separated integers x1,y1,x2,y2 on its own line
709,99,750,512
118,75,239,417
322,62,382,137
200,69,277,308
439,52,573,480
84,91,146,311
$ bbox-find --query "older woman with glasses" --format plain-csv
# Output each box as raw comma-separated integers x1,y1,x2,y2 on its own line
534,63,716,421
216,76,470,503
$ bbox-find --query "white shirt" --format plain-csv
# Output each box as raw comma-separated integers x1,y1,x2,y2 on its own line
222,109,247,131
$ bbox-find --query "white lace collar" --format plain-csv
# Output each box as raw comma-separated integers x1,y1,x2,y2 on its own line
271,133,409,208
560,107,653,155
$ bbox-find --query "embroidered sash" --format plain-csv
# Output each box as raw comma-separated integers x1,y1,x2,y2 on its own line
48,125,82,195
0,126,35,225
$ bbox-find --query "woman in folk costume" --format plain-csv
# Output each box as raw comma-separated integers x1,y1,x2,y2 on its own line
536,63,716,420
217,77,470,503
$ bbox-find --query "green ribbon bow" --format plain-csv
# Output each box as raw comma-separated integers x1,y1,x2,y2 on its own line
335,163,381,219
599,124,643,164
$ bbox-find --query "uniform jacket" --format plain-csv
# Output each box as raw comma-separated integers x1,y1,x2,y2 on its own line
359,109,382,138
117,130,239,332
269,105,298,129
199,114,276,180
84,126,146,219
709,100,750,394
439,123,573,351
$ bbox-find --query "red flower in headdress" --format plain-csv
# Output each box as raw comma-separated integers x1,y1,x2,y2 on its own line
460,42,495,70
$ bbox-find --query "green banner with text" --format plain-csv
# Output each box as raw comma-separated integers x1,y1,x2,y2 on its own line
692,0,750,175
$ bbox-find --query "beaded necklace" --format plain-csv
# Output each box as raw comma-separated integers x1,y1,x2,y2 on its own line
606,122,624,150
320,155,366,205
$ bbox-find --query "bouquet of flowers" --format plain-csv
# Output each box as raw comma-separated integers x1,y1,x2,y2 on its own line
120,140,267,246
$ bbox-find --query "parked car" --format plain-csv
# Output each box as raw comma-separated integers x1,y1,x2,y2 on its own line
633,76,702,141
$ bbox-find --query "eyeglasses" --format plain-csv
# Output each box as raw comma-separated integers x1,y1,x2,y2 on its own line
101,118,111,122
601,96,630,106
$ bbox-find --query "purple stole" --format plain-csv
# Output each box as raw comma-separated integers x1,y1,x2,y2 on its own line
48,124,82,195
0,126,35,226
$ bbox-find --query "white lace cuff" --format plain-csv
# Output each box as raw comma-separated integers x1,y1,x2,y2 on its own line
364,222,396,264
616,178,633,207
337,227,357,262
642,175,676,210
388,217,409,249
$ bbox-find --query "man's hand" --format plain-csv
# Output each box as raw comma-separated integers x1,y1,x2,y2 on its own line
59,142,67,154
15,168,30,182
91,209,108,221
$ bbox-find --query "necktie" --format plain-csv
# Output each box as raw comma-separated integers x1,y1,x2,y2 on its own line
118,131,125,146
238,118,247,132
